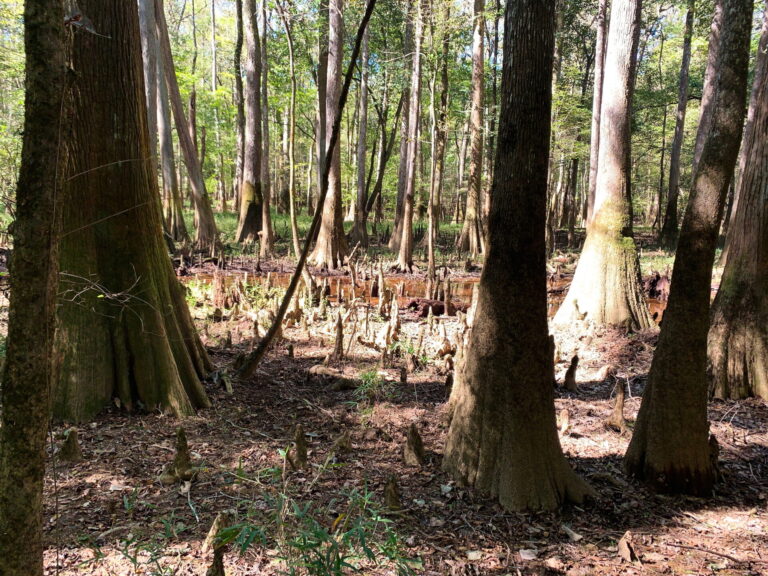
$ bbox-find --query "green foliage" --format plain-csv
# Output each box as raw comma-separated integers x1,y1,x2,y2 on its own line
353,369,395,403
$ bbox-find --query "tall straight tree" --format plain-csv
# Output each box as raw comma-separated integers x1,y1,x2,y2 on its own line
456,0,485,256
396,0,425,271
444,0,593,511
0,0,64,572
625,0,753,495
553,0,653,330
236,0,264,243
659,0,695,249
707,4,768,400
586,0,608,224
260,0,275,256
310,0,348,268
234,0,245,202
155,0,219,249
350,26,370,247
53,0,211,421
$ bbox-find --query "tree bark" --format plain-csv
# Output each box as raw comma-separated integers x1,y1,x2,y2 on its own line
138,0,159,161
234,0,245,202
236,0,264,244
0,0,64,572
396,0,425,271
456,0,485,257
586,0,609,224
708,4,768,401
444,0,593,512
155,0,219,249
260,0,275,256
350,27,370,247
53,0,211,422
625,0,752,495
659,0,694,250
309,0,348,268
553,0,653,331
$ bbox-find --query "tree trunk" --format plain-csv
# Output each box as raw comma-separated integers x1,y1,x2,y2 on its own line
0,1,63,572
396,0,425,271
234,0,245,202
236,0,264,244
708,4,768,400
156,12,189,242
625,0,752,495
156,0,219,249
659,0,694,249
444,0,593,512
350,27,370,247
309,0,348,268
553,0,653,331
586,0,609,224
139,0,159,161
260,0,275,256
456,0,485,257
53,0,212,422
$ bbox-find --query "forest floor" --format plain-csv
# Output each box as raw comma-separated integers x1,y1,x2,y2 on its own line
36,244,768,576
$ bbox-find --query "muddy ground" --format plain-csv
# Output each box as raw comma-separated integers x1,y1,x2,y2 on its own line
40,256,767,576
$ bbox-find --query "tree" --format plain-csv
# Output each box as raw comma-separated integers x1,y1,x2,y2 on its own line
707,4,768,400
155,0,219,250
260,0,275,256
456,0,485,256
309,0,348,268
52,0,212,421
349,26,370,247
236,0,264,244
586,0,608,224
659,0,695,250
625,0,753,495
553,0,653,331
0,0,64,572
395,0,425,271
443,0,593,512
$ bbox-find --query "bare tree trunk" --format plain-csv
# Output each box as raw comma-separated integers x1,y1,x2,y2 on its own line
156,0,219,249
659,0,694,249
708,3,768,400
553,0,653,330
139,0,159,161
444,0,593,512
350,27,370,246
260,0,275,256
396,0,425,271
0,0,63,572
234,0,245,203
626,0,752,495
309,0,348,268
457,0,485,257
236,0,264,243
586,0,609,224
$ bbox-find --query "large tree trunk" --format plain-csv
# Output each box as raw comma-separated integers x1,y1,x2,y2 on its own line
553,0,653,331
309,0,348,268
456,0,485,257
396,0,424,271
0,1,64,572
444,0,592,512
53,0,212,422
707,5,768,401
625,0,752,495
659,0,694,250
236,0,264,244
155,0,218,249
138,0,159,161
234,0,245,203
586,0,608,224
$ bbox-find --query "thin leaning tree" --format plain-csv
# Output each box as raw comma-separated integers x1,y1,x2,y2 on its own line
707,3,768,401
53,0,211,422
443,0,593,511
625,0,753,495
553,0,653,331
0,0,65,573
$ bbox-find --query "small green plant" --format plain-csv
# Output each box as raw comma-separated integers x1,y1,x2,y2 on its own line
353,370,395,404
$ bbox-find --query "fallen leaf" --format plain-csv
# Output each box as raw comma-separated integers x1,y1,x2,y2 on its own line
618,531,641,564
562,524,583,542
519,549,539,561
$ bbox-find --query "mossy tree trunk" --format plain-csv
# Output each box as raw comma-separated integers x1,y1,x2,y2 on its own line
707,5,768,401
0,0,64,572
554,0,653,331
53,0,211,422
625,0,752,495
444,0,593,512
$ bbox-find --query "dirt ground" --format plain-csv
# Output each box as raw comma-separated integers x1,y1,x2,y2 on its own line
40,260,768,576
